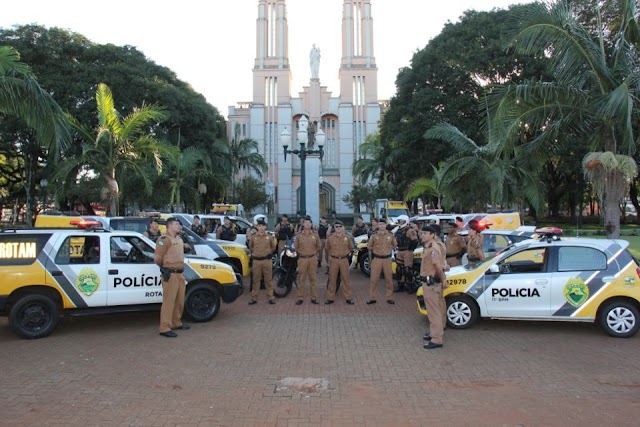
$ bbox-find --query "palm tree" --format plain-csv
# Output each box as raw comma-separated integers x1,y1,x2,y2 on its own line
55,83,168,215
228,130,267,201
491,0,640,237
419,123,544,213
163,146,216,212
352,132,392,185
0,46,69,225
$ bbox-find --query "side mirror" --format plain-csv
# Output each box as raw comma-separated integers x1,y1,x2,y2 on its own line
486,264,500,275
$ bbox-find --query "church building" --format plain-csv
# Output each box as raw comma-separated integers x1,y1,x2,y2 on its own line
227,0,381,221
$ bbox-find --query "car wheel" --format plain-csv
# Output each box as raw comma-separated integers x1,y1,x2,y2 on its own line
599,300,640,338
9,293,60,339
184,283,220,322
446,295,479,329
359,253,371,277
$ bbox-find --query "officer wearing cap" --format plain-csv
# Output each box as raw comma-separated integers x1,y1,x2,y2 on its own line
275,214,294,255
190,215,208,239
325,220,355,305
155,217,189,338
467,219,485,265
420,225,447,349
366,218,398,305
144,218,162,243
294,215,322,305
352,216,369,237
248,218,277,305
216,216,237,241
431,223,450,327
445,221,466,267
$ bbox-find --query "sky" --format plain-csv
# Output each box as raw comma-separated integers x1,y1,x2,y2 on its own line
1,0,530,118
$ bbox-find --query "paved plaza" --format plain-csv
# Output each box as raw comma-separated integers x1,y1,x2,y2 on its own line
1,270,639,426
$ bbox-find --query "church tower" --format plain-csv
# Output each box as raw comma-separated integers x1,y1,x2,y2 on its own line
227,0,381,221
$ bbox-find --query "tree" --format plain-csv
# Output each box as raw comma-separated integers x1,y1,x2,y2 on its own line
0,46,69,225
55,83,168,215
228,126,267,201
234,177,268,215
491,0,640,237
379,4,551,194
162,146,213,213
422,123,544,213
0,25,228,210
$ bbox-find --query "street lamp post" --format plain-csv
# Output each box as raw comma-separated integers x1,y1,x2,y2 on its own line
282,116,325,216
40,179,48,213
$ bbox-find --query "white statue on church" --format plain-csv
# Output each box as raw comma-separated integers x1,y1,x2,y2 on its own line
310,44,321,79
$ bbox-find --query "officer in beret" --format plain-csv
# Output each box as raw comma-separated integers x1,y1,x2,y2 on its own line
248,218,277,305
294,215,322,304
445,221,466,267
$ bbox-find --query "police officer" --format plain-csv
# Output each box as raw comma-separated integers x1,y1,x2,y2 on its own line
367,218,379,239
155,217,189,338
317,217,330,269
352,216,369,237
275,214,294,256
367,218,398,304
294,216,322,305
190,215,208,239
445,221,466,267
467,219,485,265
431,223,449,327
144,218,162,243
216,216,237,241
325,220,355,305
394,215,418,293
420,225,447,349
248,218,277,305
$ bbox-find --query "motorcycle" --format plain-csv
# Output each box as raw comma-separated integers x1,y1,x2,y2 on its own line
272,237,298,298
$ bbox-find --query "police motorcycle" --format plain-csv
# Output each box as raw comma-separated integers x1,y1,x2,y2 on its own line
272,236,298,298
393,215,421,294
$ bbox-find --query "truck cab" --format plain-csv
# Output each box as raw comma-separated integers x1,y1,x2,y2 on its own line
374,199,410,224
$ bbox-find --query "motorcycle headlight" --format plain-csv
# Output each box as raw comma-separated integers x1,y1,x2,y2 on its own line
285,248,296,258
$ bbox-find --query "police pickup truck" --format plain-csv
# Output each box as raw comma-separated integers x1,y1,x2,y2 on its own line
0,227,243,339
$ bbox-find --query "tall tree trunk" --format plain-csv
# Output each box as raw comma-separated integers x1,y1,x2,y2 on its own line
105,172,119,216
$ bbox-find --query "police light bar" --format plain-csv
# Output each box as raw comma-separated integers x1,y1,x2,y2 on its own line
534,226,563,242
478,220,493,231
69,219,103,230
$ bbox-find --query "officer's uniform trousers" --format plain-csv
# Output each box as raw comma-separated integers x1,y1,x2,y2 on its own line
159,272,186,333
326,257,352,300
251,259,274,300
297,255,319,300
369,256,394,300
424,283,444,345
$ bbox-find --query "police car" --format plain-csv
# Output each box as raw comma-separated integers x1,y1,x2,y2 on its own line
416,228,640,338
0,227,243,339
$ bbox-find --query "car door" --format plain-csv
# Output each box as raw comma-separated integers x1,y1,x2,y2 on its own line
483,233,511,258
107,234,163,305
51,234,108,307
549,246,608,318
484,247,551,317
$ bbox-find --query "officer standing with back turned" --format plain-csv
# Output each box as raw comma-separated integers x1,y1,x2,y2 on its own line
155,217,189,338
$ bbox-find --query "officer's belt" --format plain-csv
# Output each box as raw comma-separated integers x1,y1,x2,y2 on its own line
446,252,462,257
331,255,350,259
397,247,409,251
253,255,271,260
299,254,316,258
468,256,480,262
372,253,391,259
163,267,184,274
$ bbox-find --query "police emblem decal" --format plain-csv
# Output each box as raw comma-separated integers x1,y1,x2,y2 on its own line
76,267,100,297
563,278,589,307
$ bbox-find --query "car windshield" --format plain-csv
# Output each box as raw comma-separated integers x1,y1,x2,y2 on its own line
388,209,409,217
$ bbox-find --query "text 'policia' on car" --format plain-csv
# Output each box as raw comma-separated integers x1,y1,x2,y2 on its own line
417,227,640,338
0,223,242,339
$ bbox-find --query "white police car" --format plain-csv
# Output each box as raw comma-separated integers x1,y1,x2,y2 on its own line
0,227,242,339
417,228,640,338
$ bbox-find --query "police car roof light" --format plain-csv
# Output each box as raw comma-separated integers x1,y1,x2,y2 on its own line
534,226,563,242
69,219,103,230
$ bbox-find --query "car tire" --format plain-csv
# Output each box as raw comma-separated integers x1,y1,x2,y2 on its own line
446,295,479,329
599,300,640,338
359,253,371,277
184,283,220,322
9,293,60,339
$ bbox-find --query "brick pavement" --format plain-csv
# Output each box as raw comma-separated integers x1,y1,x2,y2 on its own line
1,267,640,426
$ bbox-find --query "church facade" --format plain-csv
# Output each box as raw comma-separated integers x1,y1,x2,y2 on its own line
227,0,381,221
